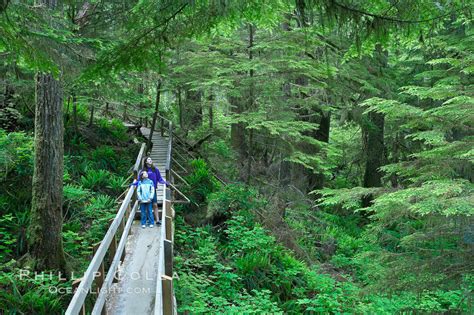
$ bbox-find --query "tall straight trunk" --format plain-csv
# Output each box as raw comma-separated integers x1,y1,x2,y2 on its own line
148,80,162,151
187,89,202,127
72,93,78,135
246,23,255,184
65,95,71,123
279,15,292,186
138,82,144,125
177,88,183,129
296,2,331,192
230,94,247,157
28,72,67,272
363,111,384,188
122,102,128,121
208,93,214,129
362,44,387,206
308,108,331,190
88,104,94,126
29,0,67,272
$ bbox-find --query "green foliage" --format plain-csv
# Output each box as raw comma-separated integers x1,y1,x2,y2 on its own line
184,159,221,206
207,184,263,223
80,169,110,190
0,215,16,262
90,146,119,170
0,266,65,314
97,118,128,142
176,183,360,313
0,130,33,178
82,195,115,220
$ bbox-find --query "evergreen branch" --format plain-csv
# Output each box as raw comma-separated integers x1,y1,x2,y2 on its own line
126,2,188,49
331,0,469,24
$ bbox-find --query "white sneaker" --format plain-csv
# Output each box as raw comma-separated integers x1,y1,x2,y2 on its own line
142,225,146,228
149,224,154,228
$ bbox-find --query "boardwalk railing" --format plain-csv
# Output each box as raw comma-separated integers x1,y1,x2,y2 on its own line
151,113,176,315
65,143,146,315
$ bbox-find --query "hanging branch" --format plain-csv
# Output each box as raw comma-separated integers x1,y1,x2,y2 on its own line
330,0,468,25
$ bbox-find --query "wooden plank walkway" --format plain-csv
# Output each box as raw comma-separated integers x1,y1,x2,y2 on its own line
106,128,169,314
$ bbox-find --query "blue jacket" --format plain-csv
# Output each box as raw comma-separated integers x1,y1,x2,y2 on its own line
137,178,155,203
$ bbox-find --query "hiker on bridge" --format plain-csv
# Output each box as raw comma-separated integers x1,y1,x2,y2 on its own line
137,171,155,228
138,156,169,224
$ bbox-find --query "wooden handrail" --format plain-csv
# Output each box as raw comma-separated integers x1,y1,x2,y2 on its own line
65,187,135,315
66,141,146,315
91,201,138,314
154,184,168,315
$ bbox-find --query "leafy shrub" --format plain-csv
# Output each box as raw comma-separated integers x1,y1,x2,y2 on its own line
80,169,110,190
97,118,128,142
207,184,264,225
0,266,65,314
90,146,119,171
64,155,92,179
83,195,115,220
0,130,33,178
0,215,17,261
63,230,87,258
106,175,126,194
63,184,91,208
184,159,221,206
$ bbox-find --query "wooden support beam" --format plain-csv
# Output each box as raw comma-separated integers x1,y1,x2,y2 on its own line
165,216,172,241
92,243,105,294
165,200,172,216
164,240,173,278
71,278,86,315
161,275,173,315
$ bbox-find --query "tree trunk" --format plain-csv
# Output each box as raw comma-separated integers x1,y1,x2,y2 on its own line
186,89,202,127
29,0,67,273
147,80,162,151
122,102,128,121
28,72,68,273
178,88,183,129
208,93,214,129
308,109,331,190
72,93,78,135
246,23,255,184
65,95,71,123
138,82,144,125
88,104,94,126
362,44,388,206
279,15,292,187
230,94,247,157
362,111,384,188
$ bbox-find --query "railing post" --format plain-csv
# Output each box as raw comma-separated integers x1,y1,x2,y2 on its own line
161,275,174,315
72,278,86,315
92,243,105,290
164,239,173,278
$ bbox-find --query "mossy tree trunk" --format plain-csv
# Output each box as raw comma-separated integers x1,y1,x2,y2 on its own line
28,0,68,274
28,72,68,273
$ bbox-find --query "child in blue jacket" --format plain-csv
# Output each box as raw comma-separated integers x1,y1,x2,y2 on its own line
137,171,155,228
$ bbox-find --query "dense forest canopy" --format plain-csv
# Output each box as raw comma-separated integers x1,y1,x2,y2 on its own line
1,0,473,313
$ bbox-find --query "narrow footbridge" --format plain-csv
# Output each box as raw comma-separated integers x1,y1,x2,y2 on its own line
66,115,190,315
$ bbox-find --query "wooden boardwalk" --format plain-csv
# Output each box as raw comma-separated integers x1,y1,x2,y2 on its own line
106,128,169,314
